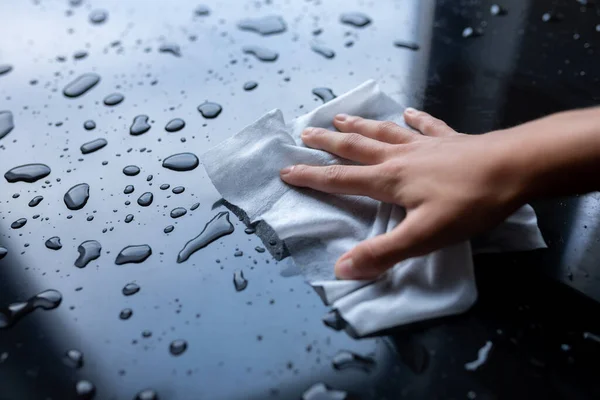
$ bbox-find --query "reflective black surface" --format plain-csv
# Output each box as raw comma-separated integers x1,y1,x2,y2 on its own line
1,0,599,399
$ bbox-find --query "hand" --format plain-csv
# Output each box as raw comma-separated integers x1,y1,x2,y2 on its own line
280,109,529,280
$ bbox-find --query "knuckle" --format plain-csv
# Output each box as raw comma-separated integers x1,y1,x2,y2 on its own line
323,165,346,184
337,133,363,153
375,121,398,138
422,118,444,133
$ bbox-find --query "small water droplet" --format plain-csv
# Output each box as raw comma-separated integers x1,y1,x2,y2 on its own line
190,202,200,211
103,93,124,106
490,4,507,16
137,192,153,207
164,225,174,233
197,101,222,118
332,350,376,372
125,214,134,223
162,153,199,171
340,12,371,27
172,186,185,194
233,269,248,291
242,46,279,62
80,138,107,154
462,26,482,38
302,383,348,400
45,236,62,250
73,50,88,60
311,43,335,59
142,330,152,338
89,9,108,24
169,339,188,356
63,73,101,98
159,43,181,57
170,207,187,218
160,183,170,190
542,12,562,23
464,341,493,371
64,183,90,210
83,120,96,130
393,40,420,51
123,165,141,176
237,15,287,35
177,212,234,263
165,118,185,132
63,349,84,368
255,246,265,253
27,196,43,208
243,81,258,91
234,250,243,257
0,65,12,76
130,115,151,135
115,244,152,265
75,379,95,400
5,164,51,183
119,308,133,320
312,87,336,103
135,389,158,400
10,218,27,229
0,111,14,140
244,227,255,234
122,283,140,296
0,289,62,329
195,5,210,16
74,240,101,268
124,185,134,194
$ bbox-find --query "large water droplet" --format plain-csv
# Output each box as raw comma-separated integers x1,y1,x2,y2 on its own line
165,118,185,132
115,245,152,265
393,40,420,51
123,165,141,176
122,283,140,296
170,207,187,218
0,289,62,329
169,339,188,356
63,349,84,368
233,269,248,291
137,192,153,207
45,236,62,250
64,183,90,210
75,380,95,400
0,247,7,260
119,308,133,320
332,350,376,372
89,9,108,24
177,212,234,263
243,46,279,62
302,383,348,400
172,186,185,194
0,65,12,76
4,164,51,183
74,240,101,268
124,185,134,194
195,5,210,16
162,153,199,171
134,389,158,400
103,93,124,106
0,111,14,140
311,43,335,59
340,12,371,27
130,115,151,135
10,218,27,229
80,138,107,154
28,195,44,207
312,87,336,103
237,15,287,35
83,120,96,130
159,43,181,57
63,73,101,98
243,81,258,91
197,101,222,119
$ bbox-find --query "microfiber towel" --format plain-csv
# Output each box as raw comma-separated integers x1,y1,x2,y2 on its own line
201,80,546,336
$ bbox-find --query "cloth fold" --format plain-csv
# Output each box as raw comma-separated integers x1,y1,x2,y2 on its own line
202,80,546,336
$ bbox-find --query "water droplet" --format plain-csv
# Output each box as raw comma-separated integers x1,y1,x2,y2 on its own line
244,227,255,234
197,101,222,118
542,12,562,23
195,5,210,16
125,214,134,223
103,93,124,106
0,111,14,140
233,269,248,291
4,163,51,183
0,289,62,329
124,185,134,194
63,73,101,98
63,349,84,368
165,118,185,132
311,43,335,59
0,65,12,76
164,225,174,233
64,183,90,210
243,81,258,91
172,186,185,194
243,46,279,62
255,246,265,253
332,350,376,372
84,120,96,130
137,192,153,207
464,341,493,371
160,183,170,190
75,380,96,400
169,339,188,356
490,4,507,16
10,218,26,229
122,283,140,296
162,153,199,171
74,240,101,268
123,165,140,176
190,202,200,211
80,138,107,154
177,212,234,263
115,244,152,265
119,308,133,320
159,43,181,57
129,115,151,136
462,26,482,38
234,250,243,257
141,330,152,338
73,50,88,60
340,12,371,28
89,9,107,24
302,383,348,400
237,15,287,35
393,40,420,51
29,195,45,208
312,87,336,103
45,236,62,250
134,389,158,400
170,207,187,219
0,247,7,260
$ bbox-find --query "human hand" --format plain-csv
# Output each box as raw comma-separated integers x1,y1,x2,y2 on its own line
280,109,529,280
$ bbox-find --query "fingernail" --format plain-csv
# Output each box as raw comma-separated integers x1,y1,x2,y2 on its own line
335,114,348,122
404,107,417,115
301,127,314,138
335,257,355,279
280,166,294,175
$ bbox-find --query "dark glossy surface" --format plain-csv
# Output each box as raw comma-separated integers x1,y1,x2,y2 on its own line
0,0,599,399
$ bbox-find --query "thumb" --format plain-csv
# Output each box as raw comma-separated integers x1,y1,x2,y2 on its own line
334,209,432,280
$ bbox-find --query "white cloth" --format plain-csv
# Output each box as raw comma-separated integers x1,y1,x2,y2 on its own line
201,80,546,336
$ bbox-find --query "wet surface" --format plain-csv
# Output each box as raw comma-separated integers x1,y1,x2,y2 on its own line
1,0,600,399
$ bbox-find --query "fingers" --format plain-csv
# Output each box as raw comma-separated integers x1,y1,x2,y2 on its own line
403,108,458,137
333,114,414,144
280,164,396,202
301,127,391,164
334,209,434,280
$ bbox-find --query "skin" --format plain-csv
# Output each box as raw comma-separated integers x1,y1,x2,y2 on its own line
279,106,600,280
